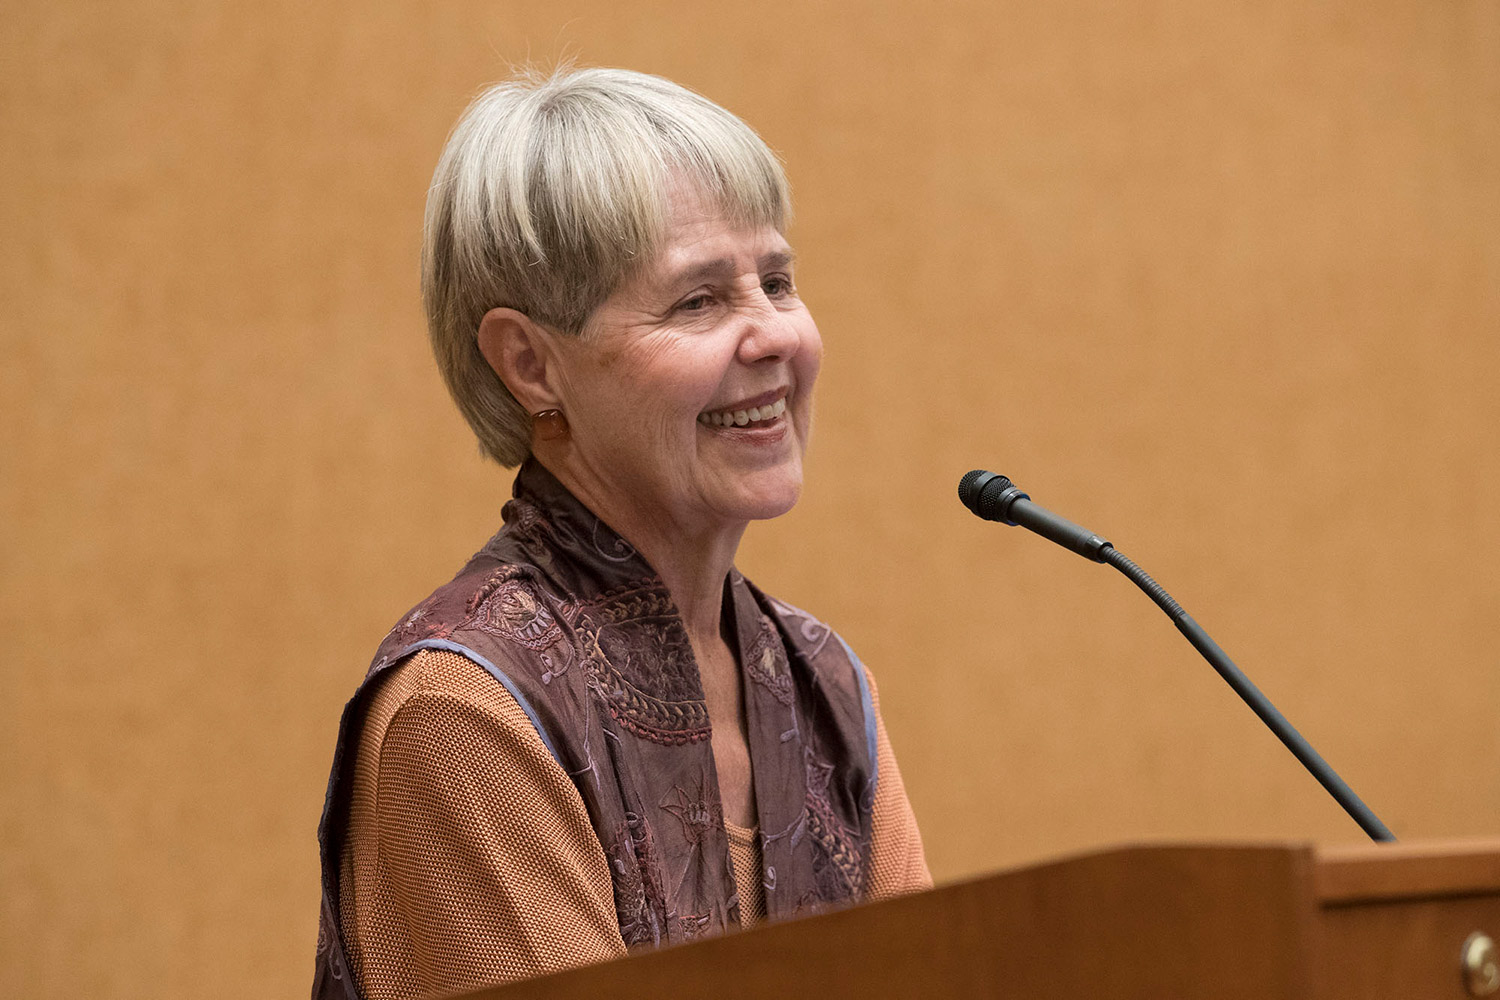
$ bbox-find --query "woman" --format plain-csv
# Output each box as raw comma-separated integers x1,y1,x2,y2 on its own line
314,67,930,1000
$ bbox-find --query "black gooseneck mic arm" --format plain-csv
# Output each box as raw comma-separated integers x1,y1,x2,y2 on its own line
958,470,1396,843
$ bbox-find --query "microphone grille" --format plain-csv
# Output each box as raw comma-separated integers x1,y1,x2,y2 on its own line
958,470,995,513
976,477,1015,522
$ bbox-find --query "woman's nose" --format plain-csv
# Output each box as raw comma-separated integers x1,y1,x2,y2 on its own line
736,300,802,364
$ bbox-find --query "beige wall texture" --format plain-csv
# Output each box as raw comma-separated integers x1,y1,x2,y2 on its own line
3,2,1498,997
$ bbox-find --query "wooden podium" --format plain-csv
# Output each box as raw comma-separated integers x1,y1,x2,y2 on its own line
461,840,1500,1000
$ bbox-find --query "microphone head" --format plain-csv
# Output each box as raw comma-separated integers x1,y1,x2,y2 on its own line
959,469,1026,523
958,470,999,515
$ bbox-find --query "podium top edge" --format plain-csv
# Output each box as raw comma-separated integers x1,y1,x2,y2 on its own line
1315,837,1500,904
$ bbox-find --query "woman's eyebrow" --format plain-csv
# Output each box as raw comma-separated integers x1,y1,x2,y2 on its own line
663,248,798,289
668,257,736,287
761,248,797,272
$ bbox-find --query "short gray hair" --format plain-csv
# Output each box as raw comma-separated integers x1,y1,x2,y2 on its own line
422,66,793,467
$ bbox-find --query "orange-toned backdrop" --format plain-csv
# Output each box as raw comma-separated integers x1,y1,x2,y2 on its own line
3,2,1497,997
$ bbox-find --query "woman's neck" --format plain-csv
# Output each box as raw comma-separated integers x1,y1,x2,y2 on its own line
536,452,745,647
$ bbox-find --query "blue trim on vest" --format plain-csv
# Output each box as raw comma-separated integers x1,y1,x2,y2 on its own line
834,633,880,800
388,638,562,765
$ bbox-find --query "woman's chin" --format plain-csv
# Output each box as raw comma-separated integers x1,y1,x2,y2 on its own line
712,468,804,524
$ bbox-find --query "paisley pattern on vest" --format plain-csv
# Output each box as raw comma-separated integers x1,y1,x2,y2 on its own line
313,461,876,999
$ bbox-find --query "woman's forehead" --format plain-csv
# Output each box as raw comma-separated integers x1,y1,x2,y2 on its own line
661,177,786,245
650,206,791,282
655,234,794,285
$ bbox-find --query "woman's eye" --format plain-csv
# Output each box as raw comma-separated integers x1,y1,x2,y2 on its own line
676,293,712,313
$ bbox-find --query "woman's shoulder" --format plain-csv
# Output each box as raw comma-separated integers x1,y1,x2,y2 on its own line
358,647,544,754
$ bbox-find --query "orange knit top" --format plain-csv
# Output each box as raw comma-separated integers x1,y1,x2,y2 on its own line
338,648,930,1000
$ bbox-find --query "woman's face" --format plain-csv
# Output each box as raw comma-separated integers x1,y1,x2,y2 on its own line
549,183,822,539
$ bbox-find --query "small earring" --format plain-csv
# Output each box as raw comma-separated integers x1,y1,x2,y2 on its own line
531,408,569,441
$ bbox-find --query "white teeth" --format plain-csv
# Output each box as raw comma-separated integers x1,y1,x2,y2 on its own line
699,396,788,428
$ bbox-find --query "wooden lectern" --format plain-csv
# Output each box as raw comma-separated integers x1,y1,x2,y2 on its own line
459,840,1500,1000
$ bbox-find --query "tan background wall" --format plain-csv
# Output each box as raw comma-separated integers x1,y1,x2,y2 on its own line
3,2,1497,997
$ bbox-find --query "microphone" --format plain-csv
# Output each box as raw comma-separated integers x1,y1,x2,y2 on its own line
958,470,1111,561
958,469,1396,843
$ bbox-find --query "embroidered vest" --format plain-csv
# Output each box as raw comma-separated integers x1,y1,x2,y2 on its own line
312,461,877,998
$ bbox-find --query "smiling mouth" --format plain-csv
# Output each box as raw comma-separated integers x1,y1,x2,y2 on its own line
697,396,788,429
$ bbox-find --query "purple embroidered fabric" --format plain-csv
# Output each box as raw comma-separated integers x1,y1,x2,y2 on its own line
313,461,876,999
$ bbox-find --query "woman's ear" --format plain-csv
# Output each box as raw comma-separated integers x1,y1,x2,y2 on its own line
476,308,561,414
